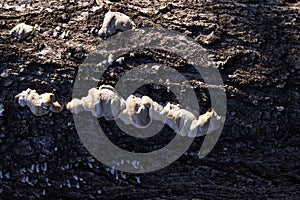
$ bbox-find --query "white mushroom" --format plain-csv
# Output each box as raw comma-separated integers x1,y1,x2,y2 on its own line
67,85,125,120
194,109,225,136
10,23,36,40
141,96,167,122
98,85,126,120
15,89,63,116
164,103,181,130
171,109,196,137
67,98,85,114
121,95,152,128
98,11,136,38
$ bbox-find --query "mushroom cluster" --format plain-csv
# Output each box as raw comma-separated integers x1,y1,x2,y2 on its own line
15,88,63,116
67,85,225,137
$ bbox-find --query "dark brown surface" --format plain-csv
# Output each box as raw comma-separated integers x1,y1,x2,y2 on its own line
0,0,299,199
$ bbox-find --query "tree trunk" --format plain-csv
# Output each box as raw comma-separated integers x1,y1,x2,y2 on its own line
0,0,299,199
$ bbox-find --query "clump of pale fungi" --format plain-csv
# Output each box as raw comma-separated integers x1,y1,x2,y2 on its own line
10,23,39,40
15,88,63,116
67,85,225,137
98,11,136,37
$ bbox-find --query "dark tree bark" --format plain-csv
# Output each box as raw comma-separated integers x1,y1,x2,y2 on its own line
0,0,299,199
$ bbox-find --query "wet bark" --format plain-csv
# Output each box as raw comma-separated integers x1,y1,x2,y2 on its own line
0,0,299,199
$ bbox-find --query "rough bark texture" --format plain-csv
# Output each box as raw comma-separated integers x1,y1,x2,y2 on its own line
0,0,299,199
